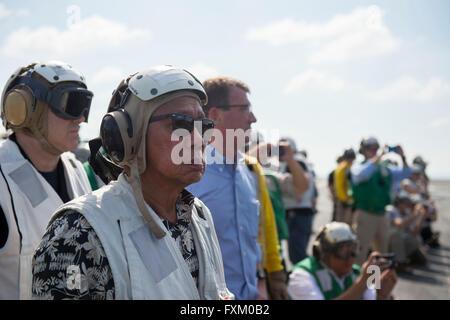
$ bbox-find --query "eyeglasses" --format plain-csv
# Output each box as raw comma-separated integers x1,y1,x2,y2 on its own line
215,104,253,113
149,113,215,136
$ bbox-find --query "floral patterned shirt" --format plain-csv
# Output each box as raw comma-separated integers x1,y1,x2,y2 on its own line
32,190,199,300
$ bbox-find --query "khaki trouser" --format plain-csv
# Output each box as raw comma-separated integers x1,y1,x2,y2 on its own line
389,229,421,263
354,209,390,265
335,201,354,227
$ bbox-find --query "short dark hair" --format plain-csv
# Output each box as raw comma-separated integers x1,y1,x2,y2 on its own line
202,76,250,116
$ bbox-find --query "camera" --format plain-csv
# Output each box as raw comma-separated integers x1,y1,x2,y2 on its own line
375,253,396,269
386,146,398,153
278,145,286,159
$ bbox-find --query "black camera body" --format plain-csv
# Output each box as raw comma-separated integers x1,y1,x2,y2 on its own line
375,253,396,269
279,145,286,158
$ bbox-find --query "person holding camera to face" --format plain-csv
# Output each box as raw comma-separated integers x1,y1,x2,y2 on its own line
288,222,397,300
350,136,413,266
247,137,310,267
273,137,318,266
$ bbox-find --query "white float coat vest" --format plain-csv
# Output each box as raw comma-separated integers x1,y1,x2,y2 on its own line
0,138,92,300
49,173,233,300
283,160,315,210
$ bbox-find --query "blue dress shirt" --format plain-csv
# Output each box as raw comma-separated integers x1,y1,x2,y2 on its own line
187,145,261,300
351,160,413,186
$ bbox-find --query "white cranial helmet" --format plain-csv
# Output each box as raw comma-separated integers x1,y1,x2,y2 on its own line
312,222,357,259
323,222,357,244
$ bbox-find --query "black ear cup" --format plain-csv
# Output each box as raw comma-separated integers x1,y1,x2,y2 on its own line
3,87,34,128
100,109,133,164
88,137,123,184
312,240,321,260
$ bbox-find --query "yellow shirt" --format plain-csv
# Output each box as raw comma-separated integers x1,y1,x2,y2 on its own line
245,155,284,273
334,160,353,203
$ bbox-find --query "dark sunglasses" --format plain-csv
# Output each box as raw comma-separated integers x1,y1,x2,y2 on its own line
149,113,215,136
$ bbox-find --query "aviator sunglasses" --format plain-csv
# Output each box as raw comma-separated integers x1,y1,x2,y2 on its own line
149,113,215,136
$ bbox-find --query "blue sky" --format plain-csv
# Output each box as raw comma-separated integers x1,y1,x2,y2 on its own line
1,0,449,178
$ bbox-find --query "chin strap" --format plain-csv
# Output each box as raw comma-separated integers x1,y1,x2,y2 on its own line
16,103,63,156
127,162,166,239
17,126,63,156
32,126,63,156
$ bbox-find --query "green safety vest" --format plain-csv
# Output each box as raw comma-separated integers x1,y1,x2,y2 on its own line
262,170,289,242
83,162,99,191
351,161,392,213
293,257,361,300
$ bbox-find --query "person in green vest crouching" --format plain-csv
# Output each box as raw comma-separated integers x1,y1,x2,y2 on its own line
288,222,397,300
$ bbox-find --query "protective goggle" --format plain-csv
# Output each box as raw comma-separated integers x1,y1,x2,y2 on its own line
149,113,215,138
47,84,93,121
14,76,93,121
332,242,359,260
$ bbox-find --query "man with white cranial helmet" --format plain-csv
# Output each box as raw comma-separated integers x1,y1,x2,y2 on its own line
288,222,397,300
32,65,233,300
0,61,95,299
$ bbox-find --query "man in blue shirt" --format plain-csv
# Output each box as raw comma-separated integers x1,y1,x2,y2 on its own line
187,76,260,299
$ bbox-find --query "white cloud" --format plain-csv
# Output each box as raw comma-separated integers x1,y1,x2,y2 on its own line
1,15,150,58
186,63,219,82
429,117,450,128
245,5,397,64
90,66,124,86
0,3,12,19
369,76,450,102
16,8,30,17
284,69,344,94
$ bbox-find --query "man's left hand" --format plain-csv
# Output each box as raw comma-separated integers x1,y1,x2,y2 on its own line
267,270,289,300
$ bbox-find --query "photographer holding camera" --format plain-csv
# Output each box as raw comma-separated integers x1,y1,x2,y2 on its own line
350,136,412,265
288,222,397,300
247,137,310,248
